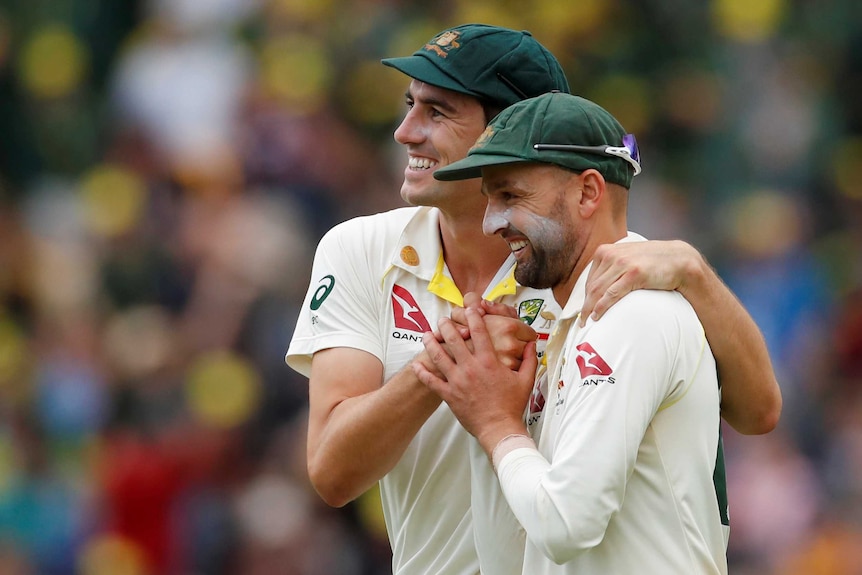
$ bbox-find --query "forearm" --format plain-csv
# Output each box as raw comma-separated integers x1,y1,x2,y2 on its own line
679,251,782,434
308,358,442,507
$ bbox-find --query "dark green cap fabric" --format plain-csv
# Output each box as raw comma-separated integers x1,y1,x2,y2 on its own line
381,24,570,109
434,92,636,188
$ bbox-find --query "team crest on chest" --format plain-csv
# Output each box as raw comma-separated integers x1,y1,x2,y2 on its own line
518,299,543,326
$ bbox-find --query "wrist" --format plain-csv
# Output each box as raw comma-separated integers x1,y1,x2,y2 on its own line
477,424,530,461
675,240,710,298
491,433,536,473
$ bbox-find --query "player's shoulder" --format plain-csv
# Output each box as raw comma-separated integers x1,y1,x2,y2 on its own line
603,289,700,335
318,206,421,252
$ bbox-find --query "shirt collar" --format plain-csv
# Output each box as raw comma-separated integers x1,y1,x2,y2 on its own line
385,206,519,307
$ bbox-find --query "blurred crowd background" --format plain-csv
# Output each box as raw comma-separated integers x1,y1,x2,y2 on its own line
0,0,860,573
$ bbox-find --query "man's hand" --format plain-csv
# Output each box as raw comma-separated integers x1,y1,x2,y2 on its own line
581,240,702,326
414,308,537,450
441,292,537,370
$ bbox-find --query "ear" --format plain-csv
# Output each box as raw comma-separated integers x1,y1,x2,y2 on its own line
577,169,607,219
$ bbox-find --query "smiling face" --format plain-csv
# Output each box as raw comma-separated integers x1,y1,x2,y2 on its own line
481,163,587,295
393,80,488,208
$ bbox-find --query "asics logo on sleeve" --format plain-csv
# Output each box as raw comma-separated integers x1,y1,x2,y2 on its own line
310,275,335,310
574,342,613,378
391,285,432,332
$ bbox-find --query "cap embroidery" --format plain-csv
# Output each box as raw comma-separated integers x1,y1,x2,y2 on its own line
424,30,461,58
471,125,494,151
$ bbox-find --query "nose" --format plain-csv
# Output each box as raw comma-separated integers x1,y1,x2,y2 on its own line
394,107,423,146
483,201,508,237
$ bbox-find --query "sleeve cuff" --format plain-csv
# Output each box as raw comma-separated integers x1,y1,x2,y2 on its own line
491,434,537,473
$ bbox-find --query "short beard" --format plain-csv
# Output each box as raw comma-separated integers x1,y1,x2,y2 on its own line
513,192,579,289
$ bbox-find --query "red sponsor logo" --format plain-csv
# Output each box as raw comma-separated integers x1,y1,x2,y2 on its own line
391,285,432,333
574,342,613,378
529,383,546,414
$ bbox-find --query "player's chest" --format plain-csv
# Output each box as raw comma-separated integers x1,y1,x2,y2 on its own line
380,277,560,381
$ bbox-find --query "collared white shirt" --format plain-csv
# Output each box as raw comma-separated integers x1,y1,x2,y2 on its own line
495,232,729,575
287,206,561,575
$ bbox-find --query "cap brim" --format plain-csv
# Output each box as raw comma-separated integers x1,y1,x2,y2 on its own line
381,55,475,96
434,154,531,181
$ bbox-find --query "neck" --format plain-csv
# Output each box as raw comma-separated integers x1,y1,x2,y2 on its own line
437,206,511,295
552,221,628,308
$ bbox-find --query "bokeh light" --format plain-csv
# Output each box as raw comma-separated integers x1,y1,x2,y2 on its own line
78,535,148,575
0,313,30,399
185,350,262,429
259,34,333,112
712,0,787,43
585,74,653,138
18,23,88,99
79,164,148,239
831,136,862,200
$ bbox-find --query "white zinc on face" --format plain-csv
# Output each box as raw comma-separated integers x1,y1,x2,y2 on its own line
481,163,585,291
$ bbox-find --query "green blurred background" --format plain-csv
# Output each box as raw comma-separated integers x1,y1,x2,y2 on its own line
0,0,861,573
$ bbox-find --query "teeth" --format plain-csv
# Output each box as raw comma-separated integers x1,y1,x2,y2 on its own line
508,240,528,252
408,156,438,170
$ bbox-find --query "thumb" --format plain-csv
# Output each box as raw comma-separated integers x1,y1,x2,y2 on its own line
519,341,539,380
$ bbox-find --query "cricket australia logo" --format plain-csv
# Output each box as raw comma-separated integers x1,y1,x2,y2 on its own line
518,299,543,326
424,30,461,58
471,125,494,152
391,285,432,333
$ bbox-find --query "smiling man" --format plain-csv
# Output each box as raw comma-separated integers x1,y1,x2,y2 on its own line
418,92,729,574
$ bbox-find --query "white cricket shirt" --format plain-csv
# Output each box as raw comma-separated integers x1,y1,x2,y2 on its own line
287,206,561,575
496,233,729,575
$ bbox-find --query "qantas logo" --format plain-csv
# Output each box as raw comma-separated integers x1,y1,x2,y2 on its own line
574,342,613,378
527,378,546,427
391,285,432,333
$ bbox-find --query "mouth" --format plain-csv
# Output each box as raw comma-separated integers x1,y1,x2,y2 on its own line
407,156,439,171
507,239,529,254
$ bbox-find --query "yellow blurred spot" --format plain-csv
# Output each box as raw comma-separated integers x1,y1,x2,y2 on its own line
356,484,388,540
534,0,608,38
0,312,31,406
79,164,147,238
186,351,262,429
832,137,862,201
78,534,148,575
19,23,88,99
267,0,335,22
260,34,333,113
712,0,786,43
0,436,14,493
343,60,408,126
0,313,26,384
730,190,801,258
586,75,653,137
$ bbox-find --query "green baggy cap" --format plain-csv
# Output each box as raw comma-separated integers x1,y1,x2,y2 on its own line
381,24,570,109
434,92,641,188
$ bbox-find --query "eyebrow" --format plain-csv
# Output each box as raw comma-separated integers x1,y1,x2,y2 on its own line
404,90,459,115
